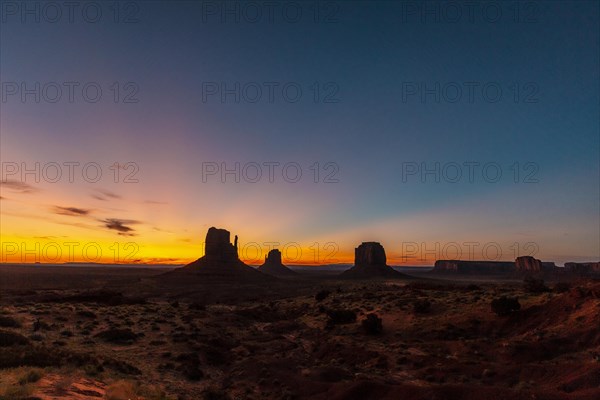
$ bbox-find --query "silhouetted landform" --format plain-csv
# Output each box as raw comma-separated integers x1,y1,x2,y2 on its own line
258,249,297,277
433,260,515,274
434,257,598,276
515,256,557,273
164,227,269,282
340,242,408,279
565,262,600,276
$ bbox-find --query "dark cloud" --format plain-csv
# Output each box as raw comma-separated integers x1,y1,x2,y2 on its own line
102,218,139,236
91,189,122,201
53,206,91,217
0,180,39,194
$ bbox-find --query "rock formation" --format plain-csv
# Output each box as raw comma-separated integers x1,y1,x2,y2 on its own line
258,249,297,277
564,262,600,276
165,227,271,282
340,242,407,279
515,256,543,273
204,227,238,260
433,258,558,275
433,260,515,274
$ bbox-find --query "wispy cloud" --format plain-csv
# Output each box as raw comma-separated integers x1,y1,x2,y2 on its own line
0,180,39,194
91,189,122,201
101,218,139,236
33,235,68,240
153,227,174,234
144,200,168,205
53,206,91,217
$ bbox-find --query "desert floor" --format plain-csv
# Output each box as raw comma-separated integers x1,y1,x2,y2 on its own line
1,265,599,400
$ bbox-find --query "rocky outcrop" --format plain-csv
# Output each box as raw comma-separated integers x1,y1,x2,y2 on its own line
433,258,558,274
340,242,407,279
564,262,600,275
258,249,297,277
515,256,543,273
165,227,271,282
355,242,387,266
433,260,515,274
204,227,238,260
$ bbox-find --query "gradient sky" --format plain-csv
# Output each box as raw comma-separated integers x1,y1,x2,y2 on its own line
1,1,598,265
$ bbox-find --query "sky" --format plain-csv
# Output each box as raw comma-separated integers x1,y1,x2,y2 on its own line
1,1,598,266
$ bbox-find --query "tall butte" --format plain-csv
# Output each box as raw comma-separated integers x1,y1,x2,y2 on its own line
165,227,269,282
340,242,408,279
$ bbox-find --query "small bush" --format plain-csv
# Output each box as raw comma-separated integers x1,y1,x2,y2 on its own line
413,299,431,314
18,369,43,385
176,353,203,381
553,282,571,293
523,276,549,293
77,310,97,319
315,290,331,302
94,328,137,344
491,296,521,316
326,309,357,325
188,302,206,311
102,358,141,375
0,316,21,328
0,330,29,347
30,334,44,342
0,345,62,368
361,313,383,335
202,388,229,400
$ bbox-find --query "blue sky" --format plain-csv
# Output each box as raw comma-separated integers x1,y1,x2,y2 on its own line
1,1,598,265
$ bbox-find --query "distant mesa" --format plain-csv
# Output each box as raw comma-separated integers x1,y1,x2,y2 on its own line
432,260,515,274
515,256,556,273
340,242,407,279
164,227,270,282
433,257,575,276
258,249,297,277
564,262,600,276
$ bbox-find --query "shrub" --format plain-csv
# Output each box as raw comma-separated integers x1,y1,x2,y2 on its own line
523,276,549,293
0,345,62,368
553,282,571,293
176,353,203,381
77,310,97,319
326,309,357,325
491,296,521,316
94,328,137,344
0,330,29,347
413,299,431,314
0,316,21,328
315,290,331,302
361,313,383,335
18,369,43,385
202,388,229,400
102,358,141,375
188,302,206,311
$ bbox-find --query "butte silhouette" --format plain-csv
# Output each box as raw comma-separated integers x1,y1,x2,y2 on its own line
340,242,408,279
164,227,270,282
258,249,297,277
